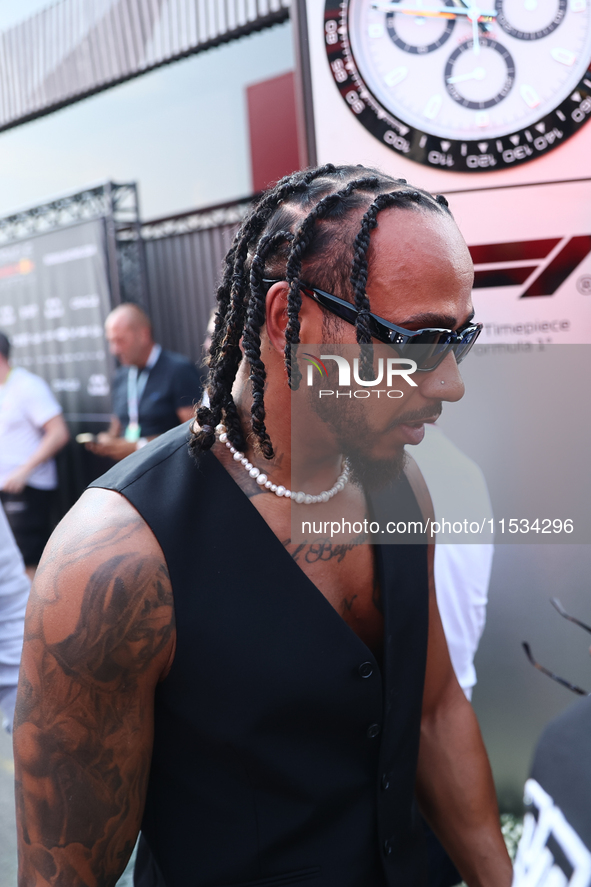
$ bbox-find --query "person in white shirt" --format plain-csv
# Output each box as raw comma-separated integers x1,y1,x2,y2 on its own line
411,423,494,887
0,503,29,732
0,332,70,579
412,422,494,701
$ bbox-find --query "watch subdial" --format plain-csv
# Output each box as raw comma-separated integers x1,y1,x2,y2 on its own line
444,37,516,109
495,0,567,40
385,0,456,54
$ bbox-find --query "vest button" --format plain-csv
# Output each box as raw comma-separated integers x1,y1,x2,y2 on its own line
367,723,381,739
358,661,374,679
383,837,394,856
381,773,390,790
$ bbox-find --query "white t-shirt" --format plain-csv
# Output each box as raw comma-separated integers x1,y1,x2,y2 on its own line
0,367,62,490
411,424,494,700
0,503,30,730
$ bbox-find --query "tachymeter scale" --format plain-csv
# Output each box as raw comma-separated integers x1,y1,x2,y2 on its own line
323,0,591,172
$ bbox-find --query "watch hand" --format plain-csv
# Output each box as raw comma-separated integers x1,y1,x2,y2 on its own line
414,0,427,24
450,0,493,30
447,66,486,83
470,5,480,54
371,3,497,20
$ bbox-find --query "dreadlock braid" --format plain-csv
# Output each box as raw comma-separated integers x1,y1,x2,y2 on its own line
222,167,337,346
350,188,448,377
349,190,404,378
191,165,341,454
283,176,382,389
244,230,294,460
190,163,453,462
207,165,340,368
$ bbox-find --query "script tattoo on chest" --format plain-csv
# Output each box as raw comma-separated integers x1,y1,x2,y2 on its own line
285,537,383,620
288,541,356,564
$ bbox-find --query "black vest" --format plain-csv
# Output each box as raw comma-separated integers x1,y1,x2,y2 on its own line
90,424,429,887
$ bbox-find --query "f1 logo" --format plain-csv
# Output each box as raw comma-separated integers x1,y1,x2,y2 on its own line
469,236,591,298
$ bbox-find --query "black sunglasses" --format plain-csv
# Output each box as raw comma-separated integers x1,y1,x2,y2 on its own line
263,280,482,372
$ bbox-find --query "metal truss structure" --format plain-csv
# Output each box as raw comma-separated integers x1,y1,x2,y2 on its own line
0,182,147,307
0,0,291,134
139,194,255,240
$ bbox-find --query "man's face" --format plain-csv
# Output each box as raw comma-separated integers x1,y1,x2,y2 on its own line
105,317,150,366
302,207,474,487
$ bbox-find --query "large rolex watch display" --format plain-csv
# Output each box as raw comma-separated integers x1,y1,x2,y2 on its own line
324,0,591,171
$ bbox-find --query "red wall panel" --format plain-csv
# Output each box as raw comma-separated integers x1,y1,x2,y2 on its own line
247,71,302,193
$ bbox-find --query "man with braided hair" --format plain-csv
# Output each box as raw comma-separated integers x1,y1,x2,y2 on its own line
14,165,512,887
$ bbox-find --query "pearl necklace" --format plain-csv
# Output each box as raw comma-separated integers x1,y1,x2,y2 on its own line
215,424,350,504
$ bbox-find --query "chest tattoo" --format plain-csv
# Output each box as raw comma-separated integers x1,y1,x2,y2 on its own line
285,540,356,564
341,594,359,615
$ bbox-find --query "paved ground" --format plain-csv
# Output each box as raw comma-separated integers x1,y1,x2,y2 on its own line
0,726,135,887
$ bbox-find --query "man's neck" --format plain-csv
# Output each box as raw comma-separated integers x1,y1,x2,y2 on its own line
231,367,344,495
135,342,158,371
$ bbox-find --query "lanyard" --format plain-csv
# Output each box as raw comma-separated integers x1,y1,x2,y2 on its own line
125,344,161,439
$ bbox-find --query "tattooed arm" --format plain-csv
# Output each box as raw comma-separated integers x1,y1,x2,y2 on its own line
13,488,175,887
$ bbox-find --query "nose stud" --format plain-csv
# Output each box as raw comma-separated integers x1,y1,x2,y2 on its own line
440,380,445,385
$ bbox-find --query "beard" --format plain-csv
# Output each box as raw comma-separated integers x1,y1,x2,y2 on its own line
295,342,441,493
308,396,403,493
347,448,407,492
307,385,443,492
337,418,407,492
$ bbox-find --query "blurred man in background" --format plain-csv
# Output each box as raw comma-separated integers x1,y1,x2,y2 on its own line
87,303,202,461
0,331,69,580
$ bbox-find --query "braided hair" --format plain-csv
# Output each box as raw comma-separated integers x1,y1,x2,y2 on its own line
192,164,451,460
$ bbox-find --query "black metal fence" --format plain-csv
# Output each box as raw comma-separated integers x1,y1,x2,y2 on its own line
0,186,255,513
141,197,253,362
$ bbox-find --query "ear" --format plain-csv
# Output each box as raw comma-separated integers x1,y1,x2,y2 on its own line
265,282,290,353
265,282,324,354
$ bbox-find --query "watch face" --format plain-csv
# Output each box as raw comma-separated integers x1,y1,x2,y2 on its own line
324,0,591,172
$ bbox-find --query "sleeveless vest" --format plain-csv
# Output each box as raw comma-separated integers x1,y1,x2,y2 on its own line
90,424,429,887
